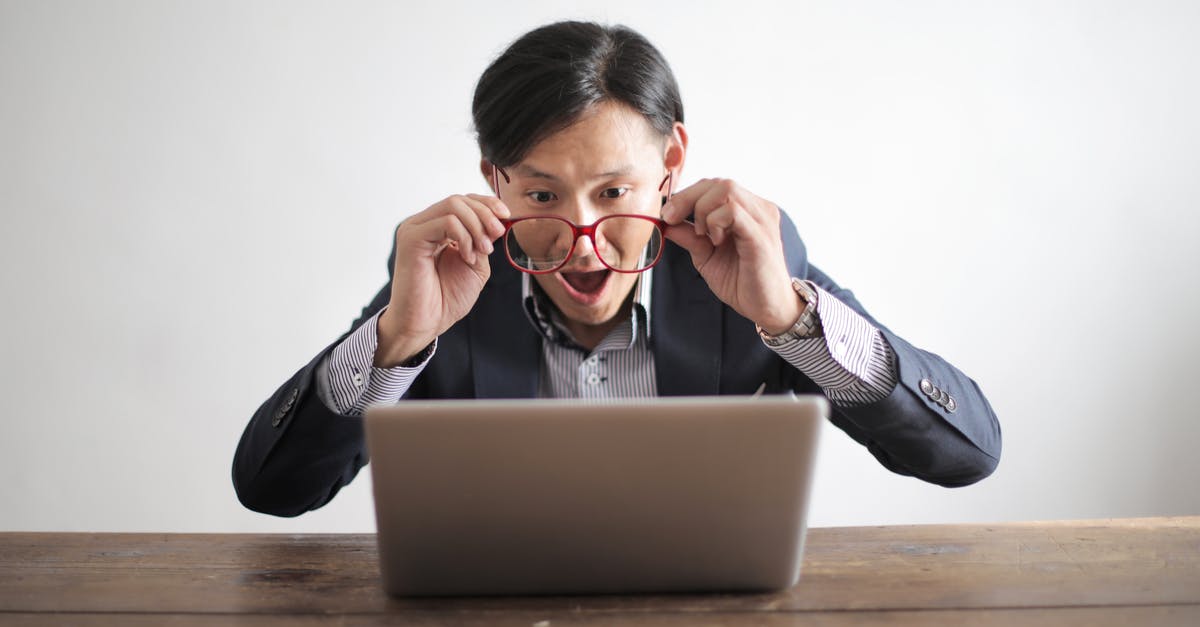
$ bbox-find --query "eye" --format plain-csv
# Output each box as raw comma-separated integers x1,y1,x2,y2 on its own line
526,191,556,203
600,187,628,199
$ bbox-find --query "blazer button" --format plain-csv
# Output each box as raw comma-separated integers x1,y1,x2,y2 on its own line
937,389,950,404
920,379,935,395
946,397,958,413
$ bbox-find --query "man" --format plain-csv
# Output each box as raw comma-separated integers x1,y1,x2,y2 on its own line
233,21,1001,517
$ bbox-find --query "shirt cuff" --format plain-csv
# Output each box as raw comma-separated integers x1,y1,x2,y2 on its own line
766,284,898,406
322,307,436,417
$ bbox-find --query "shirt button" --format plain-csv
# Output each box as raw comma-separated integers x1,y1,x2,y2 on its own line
586,355,599,366
586,373,601,386
352,371,364,387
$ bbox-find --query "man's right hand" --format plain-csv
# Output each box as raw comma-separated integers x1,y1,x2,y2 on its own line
375,194,510,367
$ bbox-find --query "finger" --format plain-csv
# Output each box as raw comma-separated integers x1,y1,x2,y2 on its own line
462,194,509,241
660,178,716,225
689,180,738,238
444,196,495,256
663,223,714,266
420,213,477,265
704,204,738,247
406,197,460,227
465,193,511,220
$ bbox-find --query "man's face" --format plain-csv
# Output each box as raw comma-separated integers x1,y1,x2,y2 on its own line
492,102,674,330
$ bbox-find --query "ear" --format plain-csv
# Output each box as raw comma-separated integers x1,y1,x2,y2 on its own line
664,122,688,185
479,158,496,194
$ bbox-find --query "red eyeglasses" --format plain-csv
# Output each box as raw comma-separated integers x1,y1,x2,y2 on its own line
492,165,673,274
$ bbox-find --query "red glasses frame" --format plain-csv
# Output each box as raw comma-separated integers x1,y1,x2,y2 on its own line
499,214,668,274
491,165,674,275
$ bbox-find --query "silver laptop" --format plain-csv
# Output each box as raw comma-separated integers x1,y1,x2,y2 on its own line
364,394,826,597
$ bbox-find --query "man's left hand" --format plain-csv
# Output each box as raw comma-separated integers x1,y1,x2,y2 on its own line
660,178,803,336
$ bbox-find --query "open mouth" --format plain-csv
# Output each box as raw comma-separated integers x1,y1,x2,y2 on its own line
558,268,611,304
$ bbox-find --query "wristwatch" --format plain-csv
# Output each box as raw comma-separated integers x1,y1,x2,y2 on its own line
756,278,822,345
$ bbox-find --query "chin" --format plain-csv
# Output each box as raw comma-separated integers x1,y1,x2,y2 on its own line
547,290,621,325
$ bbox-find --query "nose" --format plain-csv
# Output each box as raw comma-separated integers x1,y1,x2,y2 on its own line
563,201,601,262
573,230,597,258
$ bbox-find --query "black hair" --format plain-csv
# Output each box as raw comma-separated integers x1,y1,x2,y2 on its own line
472,21,684,168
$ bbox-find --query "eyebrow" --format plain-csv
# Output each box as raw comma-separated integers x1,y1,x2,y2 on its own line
512,164,635,181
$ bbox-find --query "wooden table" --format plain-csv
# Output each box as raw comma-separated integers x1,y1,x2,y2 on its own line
2,517,1197,625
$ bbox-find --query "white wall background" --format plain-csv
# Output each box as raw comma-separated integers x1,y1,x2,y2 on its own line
2,0,1198,533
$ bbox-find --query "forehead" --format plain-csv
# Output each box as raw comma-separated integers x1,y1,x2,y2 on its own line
515,101,664,180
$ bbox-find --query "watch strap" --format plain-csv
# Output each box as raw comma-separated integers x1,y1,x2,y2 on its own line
757,278,822,345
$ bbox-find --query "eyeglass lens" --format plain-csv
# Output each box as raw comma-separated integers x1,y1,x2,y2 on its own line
506,217,663,273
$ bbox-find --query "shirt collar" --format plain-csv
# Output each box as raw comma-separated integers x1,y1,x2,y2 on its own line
521,269,654,349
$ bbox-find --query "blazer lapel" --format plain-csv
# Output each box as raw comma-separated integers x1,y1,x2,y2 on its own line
652,246,723,396
468,253,541,399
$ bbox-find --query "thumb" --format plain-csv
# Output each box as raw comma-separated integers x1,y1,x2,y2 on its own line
663,223,714,266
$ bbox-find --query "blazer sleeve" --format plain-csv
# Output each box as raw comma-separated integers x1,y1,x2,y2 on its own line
778,211,1002,487
231,238,397,517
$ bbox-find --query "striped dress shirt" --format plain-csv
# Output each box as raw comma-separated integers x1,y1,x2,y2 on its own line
315,269,898,415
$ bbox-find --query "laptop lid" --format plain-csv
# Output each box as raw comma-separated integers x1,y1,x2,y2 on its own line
365,394,826,597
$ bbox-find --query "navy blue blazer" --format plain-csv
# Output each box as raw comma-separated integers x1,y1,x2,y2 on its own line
233,212,1001,517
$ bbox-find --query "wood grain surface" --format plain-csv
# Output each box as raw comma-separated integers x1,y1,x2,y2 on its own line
2,517,1197,625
